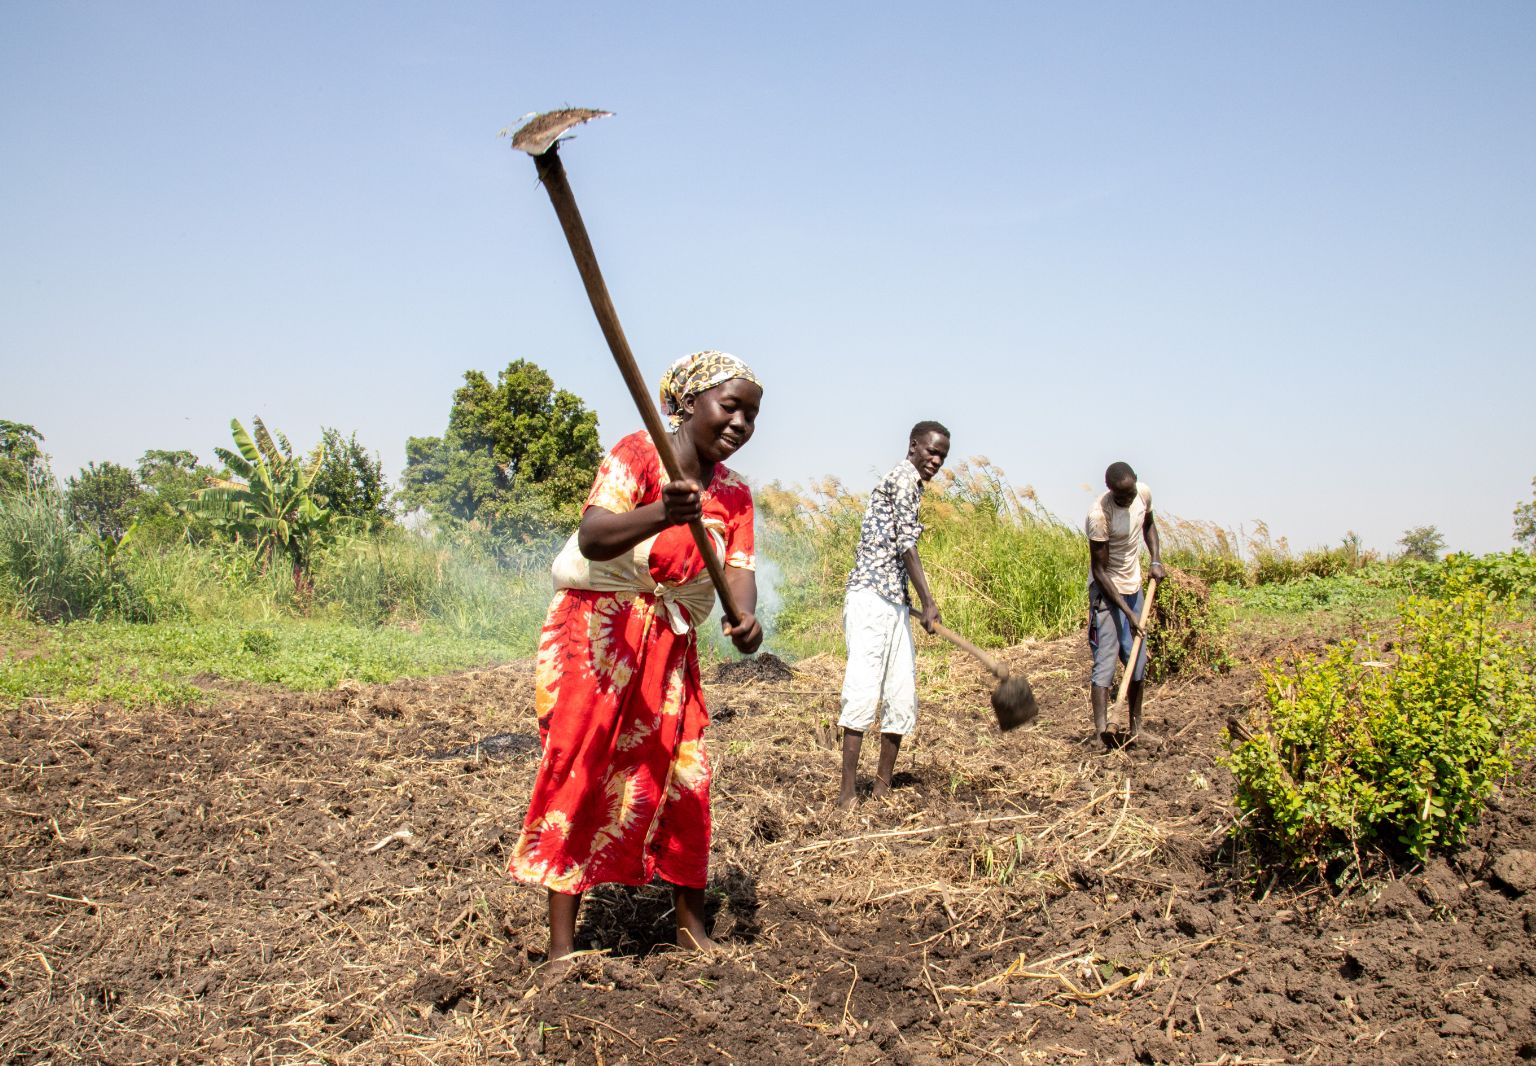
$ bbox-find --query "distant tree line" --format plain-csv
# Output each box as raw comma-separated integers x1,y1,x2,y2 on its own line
1,357,602,588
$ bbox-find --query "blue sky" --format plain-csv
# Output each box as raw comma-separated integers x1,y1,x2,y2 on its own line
3,2,1533,554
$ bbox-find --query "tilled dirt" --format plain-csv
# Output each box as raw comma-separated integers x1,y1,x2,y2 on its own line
2,634,1535,1064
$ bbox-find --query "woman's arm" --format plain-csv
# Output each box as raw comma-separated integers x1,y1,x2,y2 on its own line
721,566,762,653
577,479,703,561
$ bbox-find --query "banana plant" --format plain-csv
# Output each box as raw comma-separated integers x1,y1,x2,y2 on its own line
197,418,333,592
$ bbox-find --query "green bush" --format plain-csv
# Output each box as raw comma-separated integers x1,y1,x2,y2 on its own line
1398,550,1536,603
1146,568,1231,681
1225,580,1536,876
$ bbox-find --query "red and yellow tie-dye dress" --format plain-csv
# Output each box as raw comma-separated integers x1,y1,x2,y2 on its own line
508,430,755,893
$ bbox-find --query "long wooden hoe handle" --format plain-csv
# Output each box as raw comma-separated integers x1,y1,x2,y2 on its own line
531,147,743,627
1114,576,1159,706
910,608,1009,681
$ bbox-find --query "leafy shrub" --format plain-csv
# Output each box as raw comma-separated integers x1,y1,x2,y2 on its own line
1225,580,1536,876
1398,551,1536,604
1146,568,1231,681
1229,567,1401,617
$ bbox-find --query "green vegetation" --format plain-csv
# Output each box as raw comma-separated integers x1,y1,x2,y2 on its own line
1398,524,1447,563
401,360,601,549
312,426,393,530
0,420,49,493
1162,518,1377,589
761,461,1086,658
1223,567,1402,618
0,482,120,622
64,460,141,542
1225,565,1536,877
196,417,334,591
1515,475,1536,552
0,616,532,710
1146,569,1232,681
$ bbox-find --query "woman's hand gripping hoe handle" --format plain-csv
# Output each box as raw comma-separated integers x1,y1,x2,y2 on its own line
1114,576,1159,706
530,146,742,627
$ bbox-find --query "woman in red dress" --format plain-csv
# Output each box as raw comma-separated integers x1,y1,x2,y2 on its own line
509,351,764,965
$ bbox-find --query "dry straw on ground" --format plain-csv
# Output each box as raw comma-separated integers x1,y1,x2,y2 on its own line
4,625,1535,1063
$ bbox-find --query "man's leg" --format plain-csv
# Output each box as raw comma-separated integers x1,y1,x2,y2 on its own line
871,732,903,799
1091,684,1110,742
838,729,865,809
872,598,916,797
1088,583,1118,748
838,589,888,808
1127,678,1146,740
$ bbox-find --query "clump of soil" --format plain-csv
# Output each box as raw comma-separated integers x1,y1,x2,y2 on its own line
3,640,1535,1063
712,651,794,684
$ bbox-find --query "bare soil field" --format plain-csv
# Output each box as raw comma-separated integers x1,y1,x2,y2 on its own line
3,628,1535,1064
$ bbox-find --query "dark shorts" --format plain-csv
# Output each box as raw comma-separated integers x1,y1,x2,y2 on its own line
1087,580,1147,688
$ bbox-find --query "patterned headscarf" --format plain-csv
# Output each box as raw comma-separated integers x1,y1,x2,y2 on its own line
658,350,763,430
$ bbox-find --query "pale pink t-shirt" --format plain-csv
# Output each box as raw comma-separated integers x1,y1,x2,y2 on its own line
1085,483,1153,595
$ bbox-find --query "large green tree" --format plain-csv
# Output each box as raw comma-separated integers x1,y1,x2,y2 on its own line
0,420,49,493
1398,524,1447,562
1514,477,1536,553
313,427,392,530
401,360,600,541
65,461,142,542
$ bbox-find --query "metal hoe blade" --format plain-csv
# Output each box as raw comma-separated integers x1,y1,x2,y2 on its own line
510,108,613,156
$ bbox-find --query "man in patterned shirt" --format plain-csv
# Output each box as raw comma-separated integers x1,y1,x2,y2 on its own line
1086,460,1165,749
836,421,950,809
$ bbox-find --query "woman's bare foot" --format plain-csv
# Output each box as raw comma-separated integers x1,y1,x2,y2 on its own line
676,925,716,953
836,790,857,811
672,884,713,955
870,776,892,801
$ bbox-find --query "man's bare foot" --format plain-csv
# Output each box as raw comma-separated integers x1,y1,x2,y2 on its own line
871,777,892,801
538,952,577,987
836,792,857,811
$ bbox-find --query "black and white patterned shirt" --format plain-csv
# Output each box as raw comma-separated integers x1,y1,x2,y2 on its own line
846,459,925,606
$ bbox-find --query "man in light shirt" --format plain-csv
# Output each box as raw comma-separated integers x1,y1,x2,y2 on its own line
836,422,949,809
1085,461,1165,749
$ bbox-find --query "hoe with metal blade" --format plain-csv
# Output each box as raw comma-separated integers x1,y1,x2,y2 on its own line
911,609,1039,731
509,108,744,628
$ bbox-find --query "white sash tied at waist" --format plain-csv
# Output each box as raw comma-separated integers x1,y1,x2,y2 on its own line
549,523,724,636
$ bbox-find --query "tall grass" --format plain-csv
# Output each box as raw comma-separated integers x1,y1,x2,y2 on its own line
0,483,100,620
760,460,1086,657
1160,515,1378,588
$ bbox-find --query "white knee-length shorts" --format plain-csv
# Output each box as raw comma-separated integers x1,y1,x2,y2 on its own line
838,587,918,736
